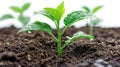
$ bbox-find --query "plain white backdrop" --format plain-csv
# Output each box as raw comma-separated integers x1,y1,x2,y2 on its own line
0,0,120,28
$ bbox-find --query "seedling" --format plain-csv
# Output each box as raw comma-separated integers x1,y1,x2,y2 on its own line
0,3,30,28
82,5,103,35
18,2,94,57
10,3,31,26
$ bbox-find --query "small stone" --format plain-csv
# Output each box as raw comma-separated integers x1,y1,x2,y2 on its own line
27,54,32,61
6,42,10,45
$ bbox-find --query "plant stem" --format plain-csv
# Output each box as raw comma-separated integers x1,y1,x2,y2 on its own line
89,18,93,35
61,26,68,35
49,33,57,41
57,32,62,57
62,41,71,50
89,25,93,35
56,22,62,57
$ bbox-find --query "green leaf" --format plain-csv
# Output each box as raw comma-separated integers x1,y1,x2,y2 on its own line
89,18,102,26
43,1,65,22
34,10,55,22
82,6,91,13
0,14,14,21
56,1,65,22
64,11,88,27
44,8,57,21
70,31,94,40
22,3,31,11
92,5,103,14
18,15,30,25
64,31,94,47
10,6,22,13
62,31,94,49
35,2,65,23
18,21,52,34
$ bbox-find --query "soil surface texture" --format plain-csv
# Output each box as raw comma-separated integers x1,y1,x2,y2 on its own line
0,26,120,67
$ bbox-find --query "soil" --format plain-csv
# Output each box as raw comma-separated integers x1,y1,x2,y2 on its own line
0,26,120,67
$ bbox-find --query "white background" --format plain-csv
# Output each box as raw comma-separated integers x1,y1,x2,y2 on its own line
0,0,120,28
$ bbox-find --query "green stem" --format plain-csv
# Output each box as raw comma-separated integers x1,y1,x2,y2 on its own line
89,18,93,35
62,41,71,50
49,33,57,41
89,25,93,35
61,26,68,35
56,21,62,57
57,32,62,57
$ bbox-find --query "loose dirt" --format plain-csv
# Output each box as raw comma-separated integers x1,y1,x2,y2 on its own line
0,26,119,67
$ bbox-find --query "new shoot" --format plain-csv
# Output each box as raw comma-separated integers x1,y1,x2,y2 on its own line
82,5,103,35
10,3,31,26
18,2,94,57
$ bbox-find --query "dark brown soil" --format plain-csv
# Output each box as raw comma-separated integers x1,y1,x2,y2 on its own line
0,26,120,67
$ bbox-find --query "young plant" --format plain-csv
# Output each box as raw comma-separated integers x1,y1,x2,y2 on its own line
18,2,94,57
10,3,31,26
82,5,103,35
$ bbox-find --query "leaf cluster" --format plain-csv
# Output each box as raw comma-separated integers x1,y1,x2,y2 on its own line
0,3,31,25
10,3,31,25
82,5,103,26
18,2,94,56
